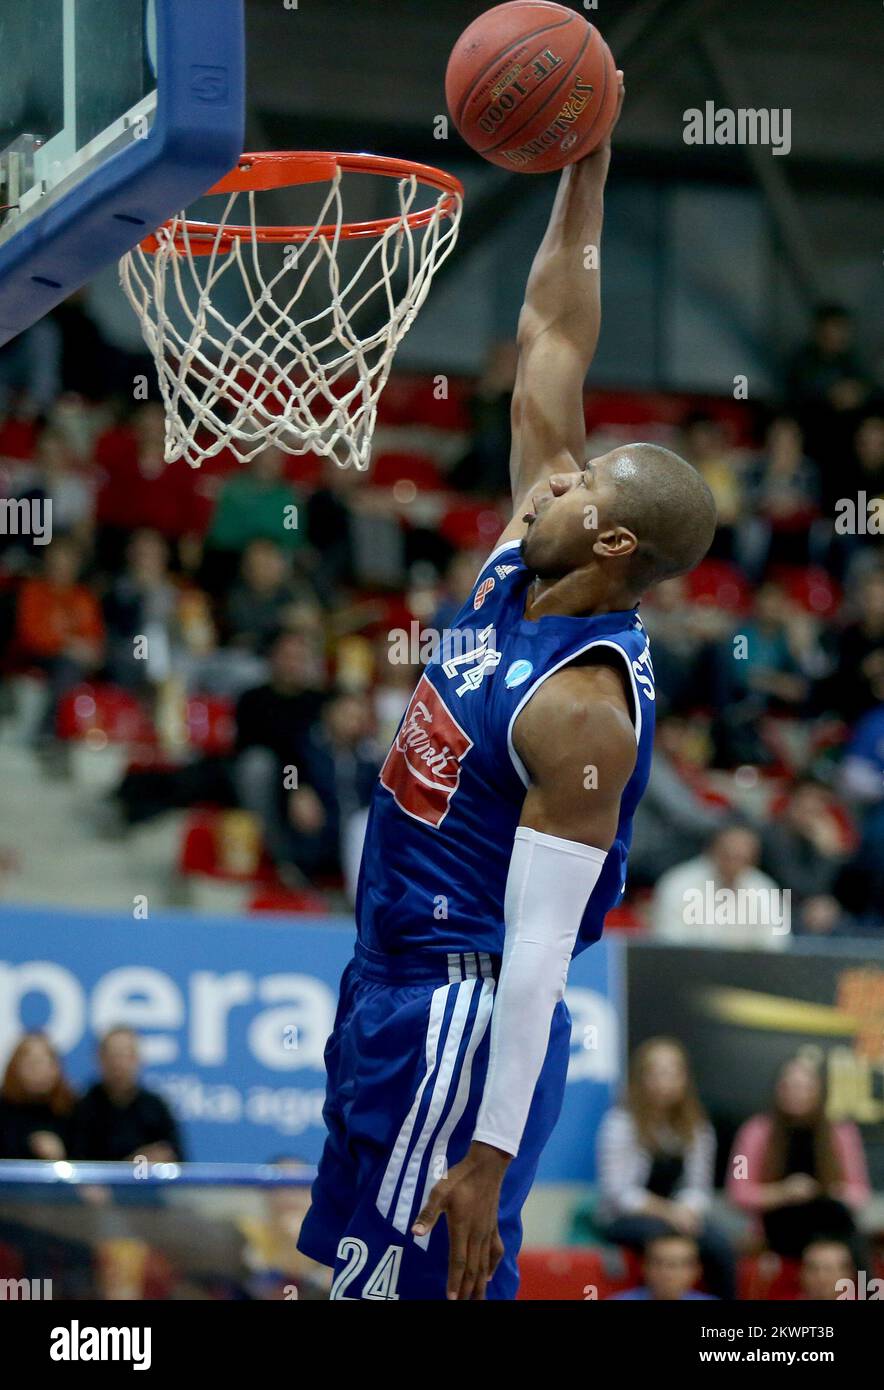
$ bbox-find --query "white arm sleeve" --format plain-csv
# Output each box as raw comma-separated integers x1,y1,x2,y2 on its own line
472,826,607,1157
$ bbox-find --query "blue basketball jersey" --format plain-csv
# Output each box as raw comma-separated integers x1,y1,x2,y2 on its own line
355,538,656,958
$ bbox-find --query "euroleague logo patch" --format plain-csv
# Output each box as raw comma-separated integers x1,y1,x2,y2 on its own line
380,675,473,827
473,577,495,610
504,659,533,689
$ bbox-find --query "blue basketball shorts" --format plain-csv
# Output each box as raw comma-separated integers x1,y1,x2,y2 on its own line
297,941,571,1301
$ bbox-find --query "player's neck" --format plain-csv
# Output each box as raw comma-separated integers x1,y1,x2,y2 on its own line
524,570,639,620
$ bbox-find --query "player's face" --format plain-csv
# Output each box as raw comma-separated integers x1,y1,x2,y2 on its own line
520,454,620,578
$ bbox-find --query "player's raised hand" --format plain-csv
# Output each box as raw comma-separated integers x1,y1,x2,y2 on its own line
582,70,625,166
412,1141,510,1300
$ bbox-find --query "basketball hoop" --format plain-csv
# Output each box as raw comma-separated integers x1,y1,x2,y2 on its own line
119,152,464,470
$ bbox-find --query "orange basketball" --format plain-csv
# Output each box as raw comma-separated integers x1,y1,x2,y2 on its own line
445,1,618,174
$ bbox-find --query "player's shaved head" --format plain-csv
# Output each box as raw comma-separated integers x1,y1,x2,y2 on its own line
603,443,717,588
520,441,717,602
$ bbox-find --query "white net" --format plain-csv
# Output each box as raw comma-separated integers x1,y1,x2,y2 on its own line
119,160,463,470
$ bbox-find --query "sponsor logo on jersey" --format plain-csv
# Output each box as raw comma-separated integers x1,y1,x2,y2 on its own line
379,674,473,827
504,659,534,689
495,563,517,580
473,577,495,610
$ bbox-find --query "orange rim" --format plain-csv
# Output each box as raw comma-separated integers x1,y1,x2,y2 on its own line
140,151,464,255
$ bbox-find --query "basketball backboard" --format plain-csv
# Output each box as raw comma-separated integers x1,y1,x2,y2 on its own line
0,0,245,347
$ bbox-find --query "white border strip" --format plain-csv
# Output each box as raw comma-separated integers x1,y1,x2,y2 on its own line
507,638,643,789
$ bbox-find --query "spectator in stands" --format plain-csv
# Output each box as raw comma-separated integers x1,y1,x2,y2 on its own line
761,779,849,934
449,340,516,495
652,823,789,950
742,415,821,578
823,568,884,723
5,426,94,564
371,632,420,750
105,627,326,834
607,1233,716,1301
104,529,196,690
835,703,884,929
798,1238,857,1301
786,305,870,488
640,575,725,715
726,1055,870,1261
238,688,377,888
231,630,328,882
205,446,304,593
71,1027,184,1162
0,318,62,417
711,582,823,766
294,691,381,888
596,1037,736,1300
628,716,727,886
0,1033,76,1159
226,538,319,658
305,459,359,601
839,704,884,807
15,536,105,741
427,548,484,641
49,293,116,402
847,413,884,572
237,1157,330,1300
680,412,743,562
94,402,203,572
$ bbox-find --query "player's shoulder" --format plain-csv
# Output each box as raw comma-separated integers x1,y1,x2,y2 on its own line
513,663,637,785
522,663,635,740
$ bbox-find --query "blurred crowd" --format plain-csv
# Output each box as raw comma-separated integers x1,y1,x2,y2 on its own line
0,296,881,929
584,1037,877,1302
3,1027,876,1301
0,1029,329,1300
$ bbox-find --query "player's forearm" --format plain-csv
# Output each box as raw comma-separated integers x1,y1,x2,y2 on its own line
520,149,610,357
474,828,607,1156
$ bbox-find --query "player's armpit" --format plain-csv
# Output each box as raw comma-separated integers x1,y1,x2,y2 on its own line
511,663,637,850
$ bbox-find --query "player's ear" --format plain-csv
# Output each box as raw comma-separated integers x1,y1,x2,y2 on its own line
593,526,637,560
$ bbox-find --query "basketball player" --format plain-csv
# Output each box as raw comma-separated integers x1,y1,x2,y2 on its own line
298,76,717,1300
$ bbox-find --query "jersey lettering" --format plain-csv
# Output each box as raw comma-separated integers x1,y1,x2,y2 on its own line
442,623,502,696
379,675,473,827
632,641,656,701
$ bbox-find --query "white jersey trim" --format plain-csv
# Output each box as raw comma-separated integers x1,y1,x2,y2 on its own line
506,637,642,789
481,538,522,574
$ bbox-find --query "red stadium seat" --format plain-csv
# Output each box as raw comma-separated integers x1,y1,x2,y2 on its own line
439,502,505,551
375,374,472,431
0,414,39,460
178,810,277,884
583,390,756,446
185,696,236,757
370,450,445,491
738,1253,802,1300
55,683,154,744
517,1247,616,1301
0,1241,25,1280
604,904,645,932
685,558,752,614
247,886,330,914
771,564,842,618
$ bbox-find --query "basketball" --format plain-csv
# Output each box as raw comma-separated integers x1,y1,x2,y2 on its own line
445,1,619,173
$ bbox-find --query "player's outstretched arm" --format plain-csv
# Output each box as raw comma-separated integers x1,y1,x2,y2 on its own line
412,664,635,1300
499,74,625,549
